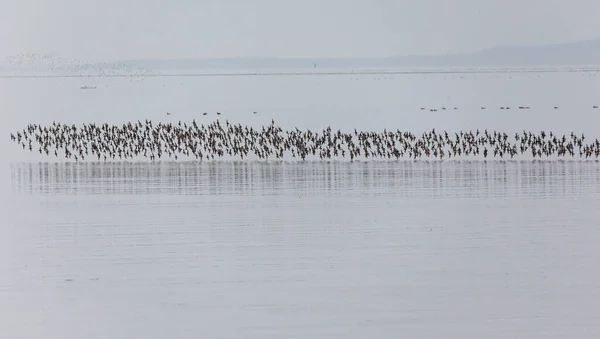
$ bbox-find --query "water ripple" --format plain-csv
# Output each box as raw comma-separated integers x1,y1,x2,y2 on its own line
3,161,600,338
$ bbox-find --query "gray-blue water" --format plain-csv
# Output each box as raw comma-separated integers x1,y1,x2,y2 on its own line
2,70,600,338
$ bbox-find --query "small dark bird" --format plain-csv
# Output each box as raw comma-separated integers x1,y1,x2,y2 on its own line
217,112,221,115
253,111,257,114
166,112,171,116
203,112,208,116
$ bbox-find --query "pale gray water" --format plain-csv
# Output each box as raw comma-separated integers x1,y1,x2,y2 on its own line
3,161,600,338
2,70,600,338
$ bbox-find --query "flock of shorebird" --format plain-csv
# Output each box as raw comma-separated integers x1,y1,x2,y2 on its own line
421,105,599,111
9,119,600,161
166,111,257,116
168,107,599,115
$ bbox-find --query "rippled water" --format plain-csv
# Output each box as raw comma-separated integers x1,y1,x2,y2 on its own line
2,70,600,338
2,160,600,338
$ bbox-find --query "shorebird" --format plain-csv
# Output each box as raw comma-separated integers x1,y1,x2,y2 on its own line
8,120,600,162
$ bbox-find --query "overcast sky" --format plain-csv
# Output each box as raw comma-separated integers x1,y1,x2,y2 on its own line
1,0,599,61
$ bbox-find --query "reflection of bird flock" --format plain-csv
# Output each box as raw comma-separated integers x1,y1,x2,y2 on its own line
9,119,600,161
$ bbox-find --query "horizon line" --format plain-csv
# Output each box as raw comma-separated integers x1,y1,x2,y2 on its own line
2,67,600,79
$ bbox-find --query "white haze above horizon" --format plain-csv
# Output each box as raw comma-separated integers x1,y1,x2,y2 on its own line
1,0,600,62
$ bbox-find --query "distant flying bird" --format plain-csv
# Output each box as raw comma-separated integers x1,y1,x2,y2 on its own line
253,111,257,114
203,112,208,116
217,112,221,115
166,112,171,116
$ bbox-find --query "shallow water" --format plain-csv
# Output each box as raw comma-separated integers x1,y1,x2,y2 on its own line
3,161,600,338
2,70,600,338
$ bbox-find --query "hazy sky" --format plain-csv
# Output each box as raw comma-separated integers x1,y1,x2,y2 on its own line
1,0,599,61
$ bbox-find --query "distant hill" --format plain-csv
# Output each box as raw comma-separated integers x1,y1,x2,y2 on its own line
2,39,600,72
112,39,600,70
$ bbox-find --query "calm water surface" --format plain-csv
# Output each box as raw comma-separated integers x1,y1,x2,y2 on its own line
2,70,600,338
2,161,600,338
